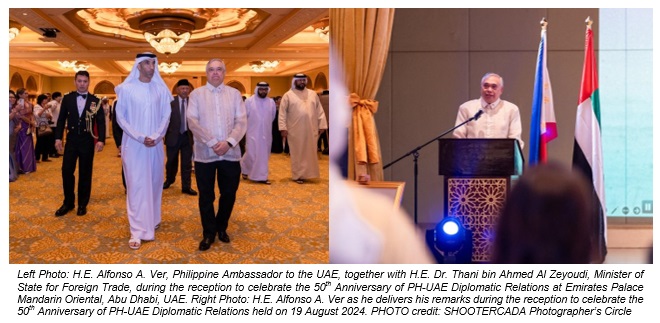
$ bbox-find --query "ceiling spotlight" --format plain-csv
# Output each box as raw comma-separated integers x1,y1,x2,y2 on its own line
40,27,59,38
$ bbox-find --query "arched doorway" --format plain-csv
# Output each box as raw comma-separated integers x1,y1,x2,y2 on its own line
226,80,246,96
306,75,313,90
93,80,116,96
10,72,24,92
26,76,38,101
314,73,328,92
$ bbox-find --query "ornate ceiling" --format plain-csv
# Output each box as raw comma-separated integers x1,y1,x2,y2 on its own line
9,8,329,77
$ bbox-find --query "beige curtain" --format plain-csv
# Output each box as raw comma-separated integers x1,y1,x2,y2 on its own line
330,8,395,181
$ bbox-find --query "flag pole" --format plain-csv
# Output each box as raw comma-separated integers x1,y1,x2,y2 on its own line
540,17,547,31
529,16,557,165
575,15,607,263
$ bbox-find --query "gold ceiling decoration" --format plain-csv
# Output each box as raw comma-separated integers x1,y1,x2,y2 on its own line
10,8,329,78
72,8,267,54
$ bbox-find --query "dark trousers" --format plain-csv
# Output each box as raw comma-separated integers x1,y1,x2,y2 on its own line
113,124,125,190
317,131,329,154
49,126,59,156
121,165,126,189
195,160,241,239
61,133,95,208
35,131,53,161
165,132,193,189
271,128,283,153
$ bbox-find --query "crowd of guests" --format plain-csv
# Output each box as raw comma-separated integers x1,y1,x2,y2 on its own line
8,88,113,182
10,57,329,253
9,89,60,180
8,83,328,185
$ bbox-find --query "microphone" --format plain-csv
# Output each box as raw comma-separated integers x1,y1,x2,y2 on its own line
472,109,484,121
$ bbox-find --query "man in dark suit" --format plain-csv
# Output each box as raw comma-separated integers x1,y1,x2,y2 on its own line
54,70,105,216
163,79,197,195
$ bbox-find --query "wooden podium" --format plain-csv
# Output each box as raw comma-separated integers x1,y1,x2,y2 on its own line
438,139,523,262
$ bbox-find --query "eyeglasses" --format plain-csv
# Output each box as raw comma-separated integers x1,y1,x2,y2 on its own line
9,96,16,99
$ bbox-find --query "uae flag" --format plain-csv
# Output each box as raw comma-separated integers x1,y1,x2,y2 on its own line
572,23,607,263
529,26,557,165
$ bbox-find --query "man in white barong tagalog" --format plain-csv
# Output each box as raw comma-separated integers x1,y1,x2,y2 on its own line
114,52,172,250
452,72,524,149
187,58,247,251
240,82,276,184
278,73,328,184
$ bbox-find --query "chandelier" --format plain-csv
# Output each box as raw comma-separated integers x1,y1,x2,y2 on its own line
126,10,201,55
312,18,329,41
144,29,191,55
159,62,181,74
250,60,280,73
9,20,23,42
315,26,329,41
73,63,90,72
58,60,89,72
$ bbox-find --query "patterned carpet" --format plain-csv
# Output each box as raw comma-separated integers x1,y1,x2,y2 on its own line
9,138,329,264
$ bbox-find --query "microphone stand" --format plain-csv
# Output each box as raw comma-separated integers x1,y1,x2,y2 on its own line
383,111,482,224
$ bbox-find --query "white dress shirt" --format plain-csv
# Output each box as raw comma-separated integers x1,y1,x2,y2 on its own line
187,83,247,162
452,98,524,149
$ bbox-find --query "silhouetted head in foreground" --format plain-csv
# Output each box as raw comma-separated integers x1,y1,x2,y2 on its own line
492,162,594,264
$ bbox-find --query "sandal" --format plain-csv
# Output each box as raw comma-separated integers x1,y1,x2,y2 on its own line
259,180,271,185
155,223,160,230
294,179,304,184
128,237,141,250
241,174,248,180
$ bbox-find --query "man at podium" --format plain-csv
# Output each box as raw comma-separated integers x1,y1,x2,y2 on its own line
452,73,524,149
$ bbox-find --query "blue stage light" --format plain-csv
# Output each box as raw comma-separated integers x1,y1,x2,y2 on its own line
441,220,459,235
434,217,467,255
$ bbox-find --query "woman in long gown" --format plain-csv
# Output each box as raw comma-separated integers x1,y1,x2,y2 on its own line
13,88,37,174
9,90,19,181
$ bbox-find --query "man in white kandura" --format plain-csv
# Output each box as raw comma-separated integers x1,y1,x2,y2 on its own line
278,73,328,184
241,82,276,184
115,52,172,250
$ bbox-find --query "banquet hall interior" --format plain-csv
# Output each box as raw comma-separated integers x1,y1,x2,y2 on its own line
8,8,329,264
